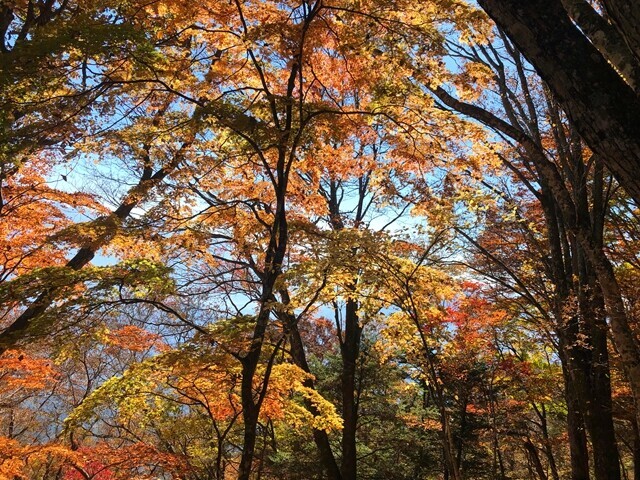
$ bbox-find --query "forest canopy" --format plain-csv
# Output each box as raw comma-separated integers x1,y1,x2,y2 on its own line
2,0,640,479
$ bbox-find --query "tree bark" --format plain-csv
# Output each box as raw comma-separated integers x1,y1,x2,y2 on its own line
560,0,640,91
560,358,591,480
339,298,361,480
477,0,640,206
602,0,640,64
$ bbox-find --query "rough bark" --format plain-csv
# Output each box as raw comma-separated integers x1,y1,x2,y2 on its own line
560,354,591,480
477,0,640,206
560,0,640,91
339,298,361,480
602,0,640,64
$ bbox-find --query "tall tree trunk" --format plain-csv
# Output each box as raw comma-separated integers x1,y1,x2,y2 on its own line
477,0,640,206
560,359,591,480
582,286,621,480
238,397,259,480
284,310,342,480
340,298,361,480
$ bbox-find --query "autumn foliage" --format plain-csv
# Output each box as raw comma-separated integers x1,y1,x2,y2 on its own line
2,1,640,479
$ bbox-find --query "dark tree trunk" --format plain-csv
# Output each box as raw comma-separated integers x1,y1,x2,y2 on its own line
561,359,591,480
524,439,549,480
537,404,560,480
285,313,342,480
477,0,640,206
582,288,621,480
602,0,640,63
238,397,259,480
340,298,361,480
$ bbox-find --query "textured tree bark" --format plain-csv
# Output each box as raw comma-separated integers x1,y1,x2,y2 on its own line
477,0,640,206
339,298,361,480
580,269,621,480
602,0,640,63
569,148,621,480
560,354,591,480
560,0,640,91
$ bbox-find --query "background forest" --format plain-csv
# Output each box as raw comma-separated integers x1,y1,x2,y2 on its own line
2,0,640,479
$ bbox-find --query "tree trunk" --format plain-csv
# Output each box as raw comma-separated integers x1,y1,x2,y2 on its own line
582,288,621,480
602,0,640,63
477,0,640,206
561,359,591,480
340,298,361,480
285,313,342,480
524,439,549,480
560,0,640,91
238,397,259,480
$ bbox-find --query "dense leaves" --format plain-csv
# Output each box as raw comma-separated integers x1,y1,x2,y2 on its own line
1,1,640,479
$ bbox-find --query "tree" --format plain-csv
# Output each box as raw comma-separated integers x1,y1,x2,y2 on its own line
4,1,640,479
422,25,640,476
476,0,640,206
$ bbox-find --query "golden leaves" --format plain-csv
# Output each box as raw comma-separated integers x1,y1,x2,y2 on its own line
266,364,343,432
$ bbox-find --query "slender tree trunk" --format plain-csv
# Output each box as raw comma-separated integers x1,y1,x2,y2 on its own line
285,312,342,480
538,404,560,480
340,298,361,480
524,439,549,480
238,398,259,480
441,407,462,480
